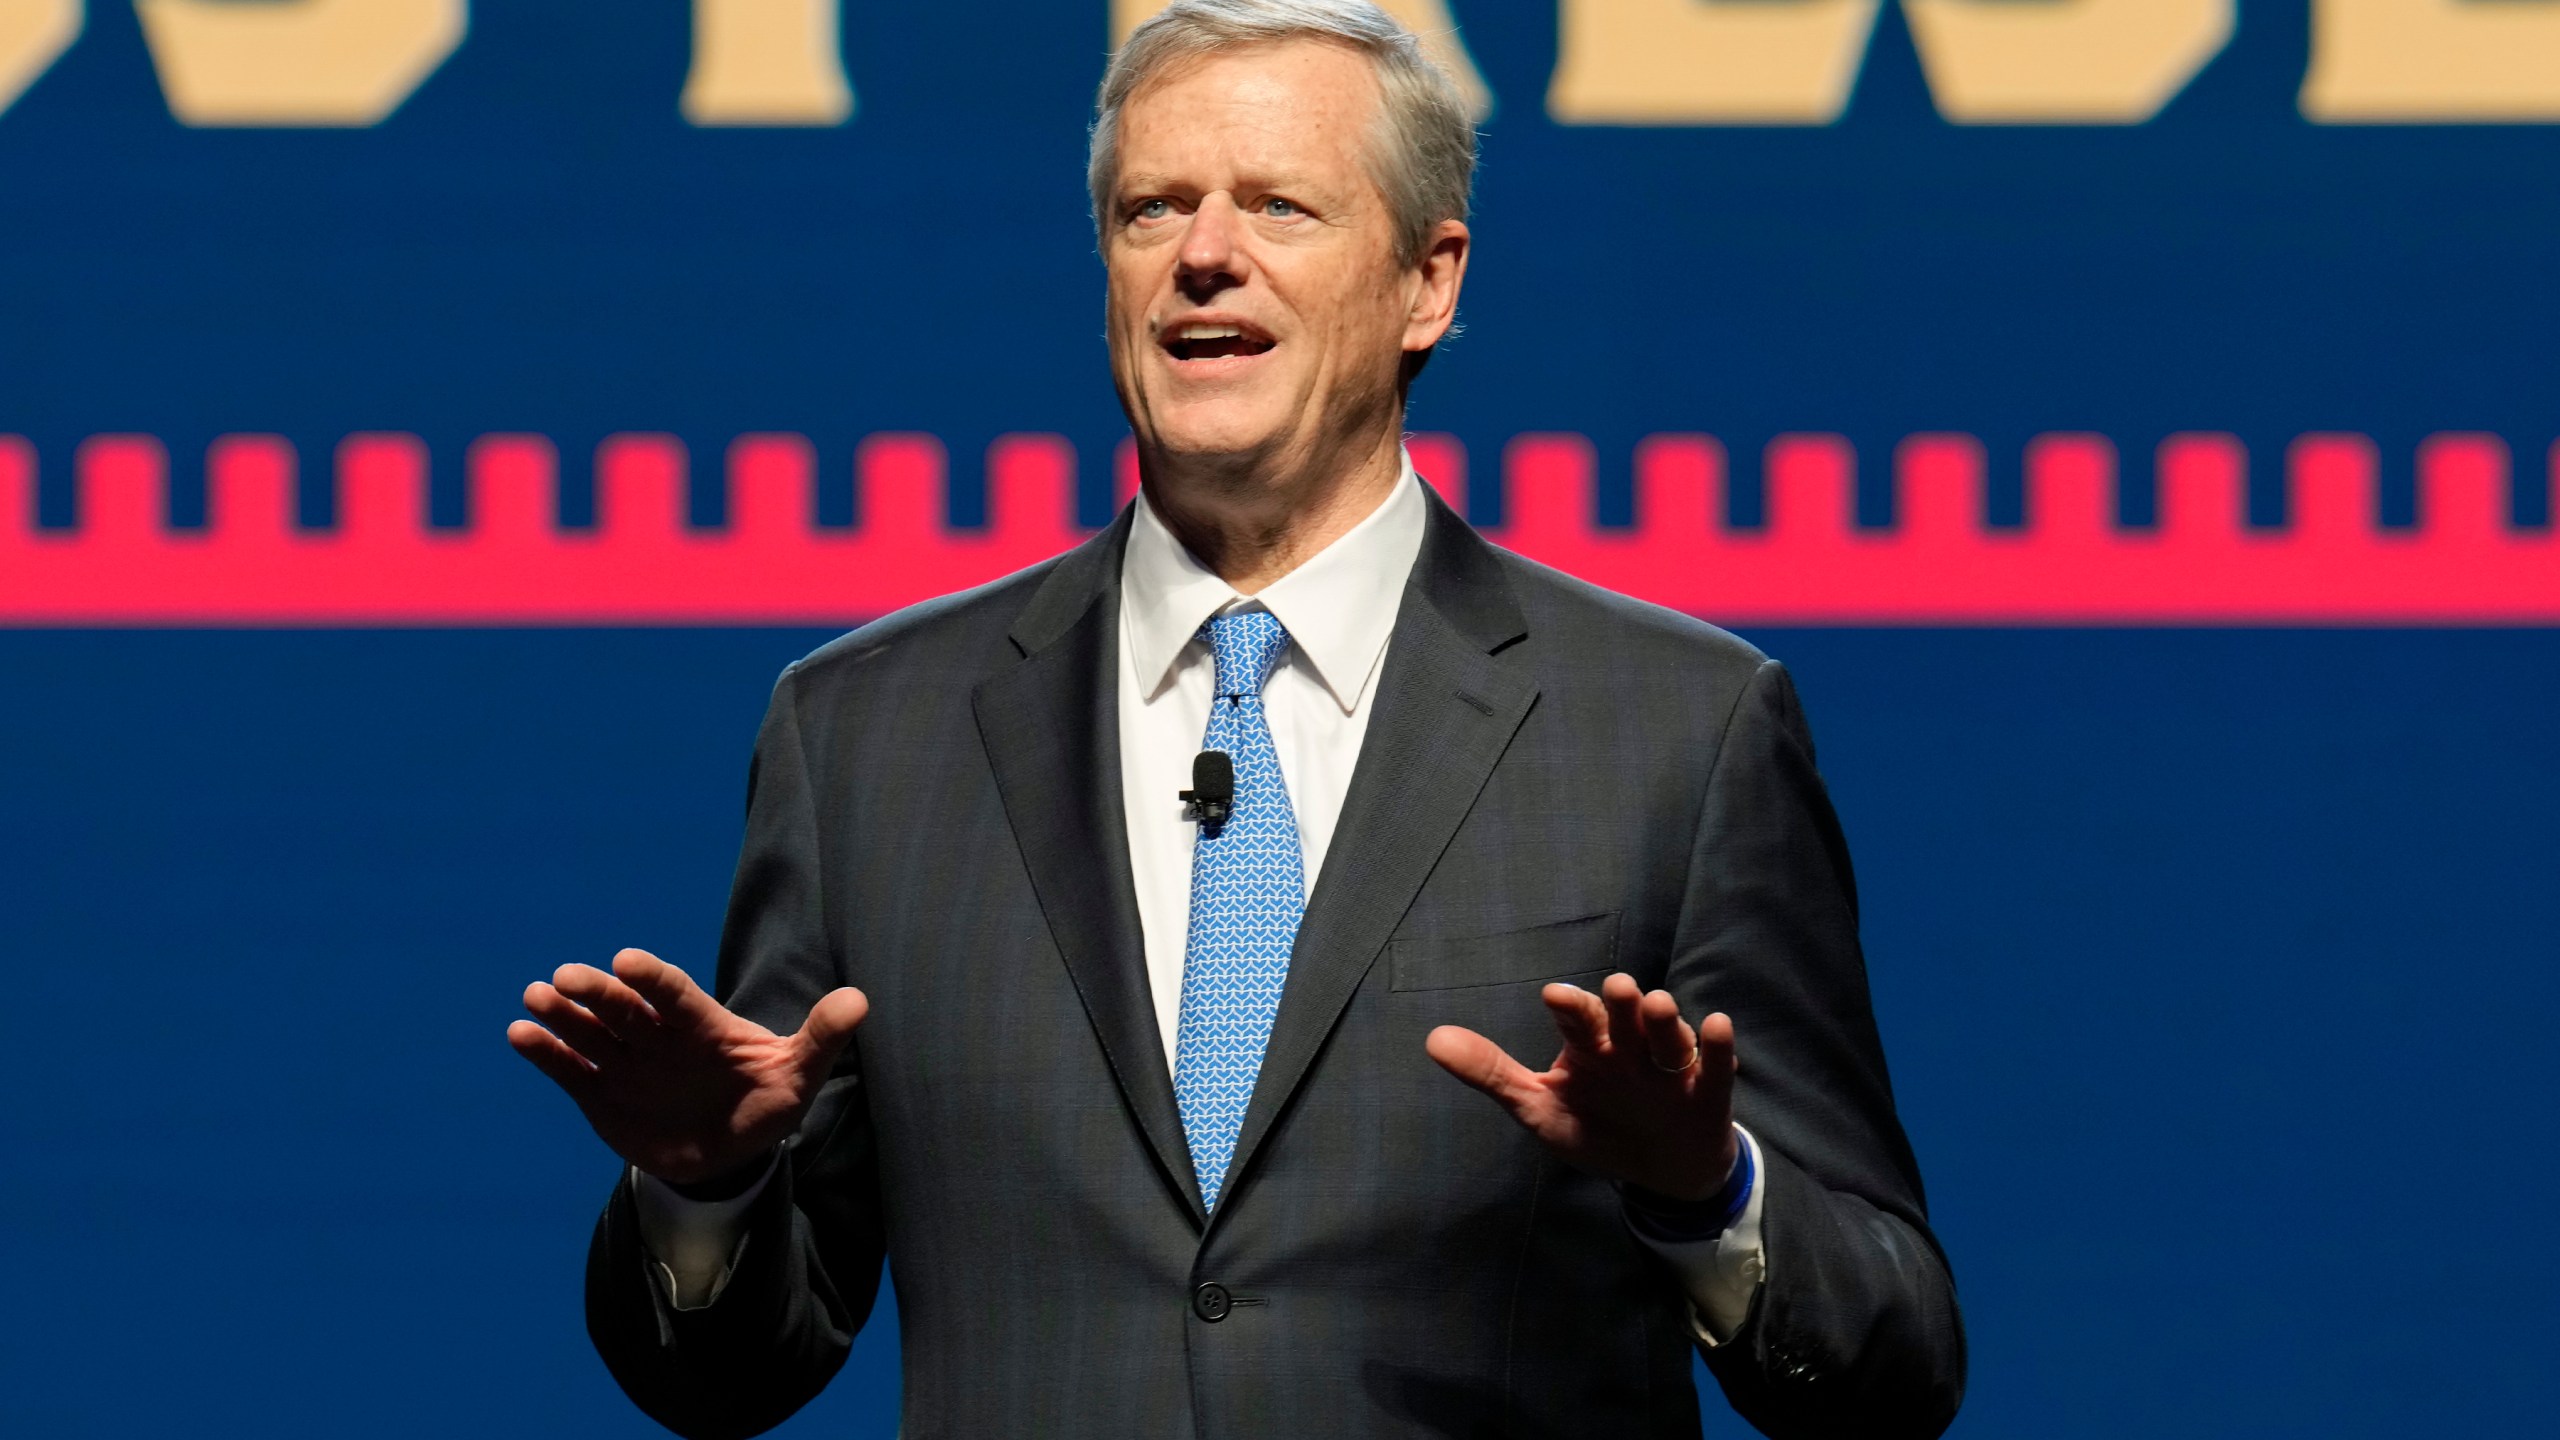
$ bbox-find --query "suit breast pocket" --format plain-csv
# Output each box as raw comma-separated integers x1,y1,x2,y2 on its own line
1387,911,1620,993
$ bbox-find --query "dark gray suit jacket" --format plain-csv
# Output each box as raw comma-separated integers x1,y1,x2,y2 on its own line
587,490,1964,1439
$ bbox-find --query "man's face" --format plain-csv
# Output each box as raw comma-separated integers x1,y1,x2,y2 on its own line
1103,41,1438,482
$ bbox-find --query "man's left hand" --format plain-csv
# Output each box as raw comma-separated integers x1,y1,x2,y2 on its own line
1425,973,1739,1203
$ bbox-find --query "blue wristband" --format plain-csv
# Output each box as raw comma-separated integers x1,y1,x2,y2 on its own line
1623,1130,1753,1244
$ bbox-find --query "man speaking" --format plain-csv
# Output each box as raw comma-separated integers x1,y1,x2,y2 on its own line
508,2,1963,1434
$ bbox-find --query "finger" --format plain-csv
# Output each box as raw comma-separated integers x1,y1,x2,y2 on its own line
1696,1010,1739,1078
1679,1009,1740,1122
552,962,663,1043
1638,988,1699,1074
794,987,871,1068
1599,973,1647,1058
507,1019,598,1094
1424,1024,1542,1107
1688,1013,1741,1131
523,981,625,1065
1540,982,1610,1057
610,949,733,1036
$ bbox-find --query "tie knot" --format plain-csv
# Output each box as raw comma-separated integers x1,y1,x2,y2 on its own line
1201,610,1291,700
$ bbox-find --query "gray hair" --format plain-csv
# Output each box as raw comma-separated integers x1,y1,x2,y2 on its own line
1088,0,1477,269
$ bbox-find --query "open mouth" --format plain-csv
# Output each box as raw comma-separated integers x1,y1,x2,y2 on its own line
1161,321,1277,362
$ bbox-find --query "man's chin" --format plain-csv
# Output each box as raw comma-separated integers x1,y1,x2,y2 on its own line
1134,412,1294,474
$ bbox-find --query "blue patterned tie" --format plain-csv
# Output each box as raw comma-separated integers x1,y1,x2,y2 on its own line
1173,610,1306,1213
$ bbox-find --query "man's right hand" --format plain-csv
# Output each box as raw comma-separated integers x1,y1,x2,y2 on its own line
507,948,869,1188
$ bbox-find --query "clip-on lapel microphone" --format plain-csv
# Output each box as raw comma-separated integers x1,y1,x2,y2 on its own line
1181,750,1235,829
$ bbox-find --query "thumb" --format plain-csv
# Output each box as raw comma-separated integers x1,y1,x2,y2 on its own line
1425,1024,1533,1107
794,987,870,1069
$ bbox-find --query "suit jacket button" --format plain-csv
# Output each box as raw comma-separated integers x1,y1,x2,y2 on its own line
1192,1283,1232,1322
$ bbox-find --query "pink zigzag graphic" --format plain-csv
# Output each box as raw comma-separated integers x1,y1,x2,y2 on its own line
2,430,2554,625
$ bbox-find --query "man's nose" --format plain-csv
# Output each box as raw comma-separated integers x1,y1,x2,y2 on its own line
1175,192,1249,297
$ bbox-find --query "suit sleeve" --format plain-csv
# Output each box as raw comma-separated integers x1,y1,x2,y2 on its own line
584,665,890,1440
1674,659,1966,1438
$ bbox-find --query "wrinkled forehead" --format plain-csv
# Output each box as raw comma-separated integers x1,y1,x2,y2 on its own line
1111,39,1386,200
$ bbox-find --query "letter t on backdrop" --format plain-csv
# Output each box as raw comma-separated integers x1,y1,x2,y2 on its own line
684,0,853,125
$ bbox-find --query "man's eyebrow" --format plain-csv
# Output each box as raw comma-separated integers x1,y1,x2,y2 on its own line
1116,171,1331,196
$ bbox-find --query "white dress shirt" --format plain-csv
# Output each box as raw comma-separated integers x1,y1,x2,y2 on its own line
1115,454,1424,1068
636,452,1767,1343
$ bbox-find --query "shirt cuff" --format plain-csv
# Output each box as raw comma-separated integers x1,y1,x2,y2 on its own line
629,1153,778,1312
1622,1125,1769,1347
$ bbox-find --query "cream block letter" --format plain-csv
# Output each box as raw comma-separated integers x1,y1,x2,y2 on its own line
684,0,852,125
1548,0,1882,125
1112,0,1493,119
2303,0,2560,121
1901,0,2232,123
0,0,79,117
134,0,464,126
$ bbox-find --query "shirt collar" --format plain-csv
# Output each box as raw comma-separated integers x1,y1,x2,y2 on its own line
1121,449,1427,714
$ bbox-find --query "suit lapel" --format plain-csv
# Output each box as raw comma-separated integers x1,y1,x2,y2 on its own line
973,514,1207,1225
1216,492,1538,1221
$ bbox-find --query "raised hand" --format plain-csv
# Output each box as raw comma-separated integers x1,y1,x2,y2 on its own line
1425,972,1739,1202
507,948,869,1187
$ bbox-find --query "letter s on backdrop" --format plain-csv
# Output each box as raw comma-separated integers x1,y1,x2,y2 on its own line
1548,0,1883,124
133,0,465,125
0,0,79,117
1548,0,2230,126
1901,0,2233,123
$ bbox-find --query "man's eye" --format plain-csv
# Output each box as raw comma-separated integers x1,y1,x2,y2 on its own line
1261,198,1298,217
1133,199,1172,221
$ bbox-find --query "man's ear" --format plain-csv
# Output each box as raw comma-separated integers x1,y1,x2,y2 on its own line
1400,220,1471,391
1402,219,1471,352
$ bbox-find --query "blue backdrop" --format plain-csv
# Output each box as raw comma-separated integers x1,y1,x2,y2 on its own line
4,2,2557,1435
